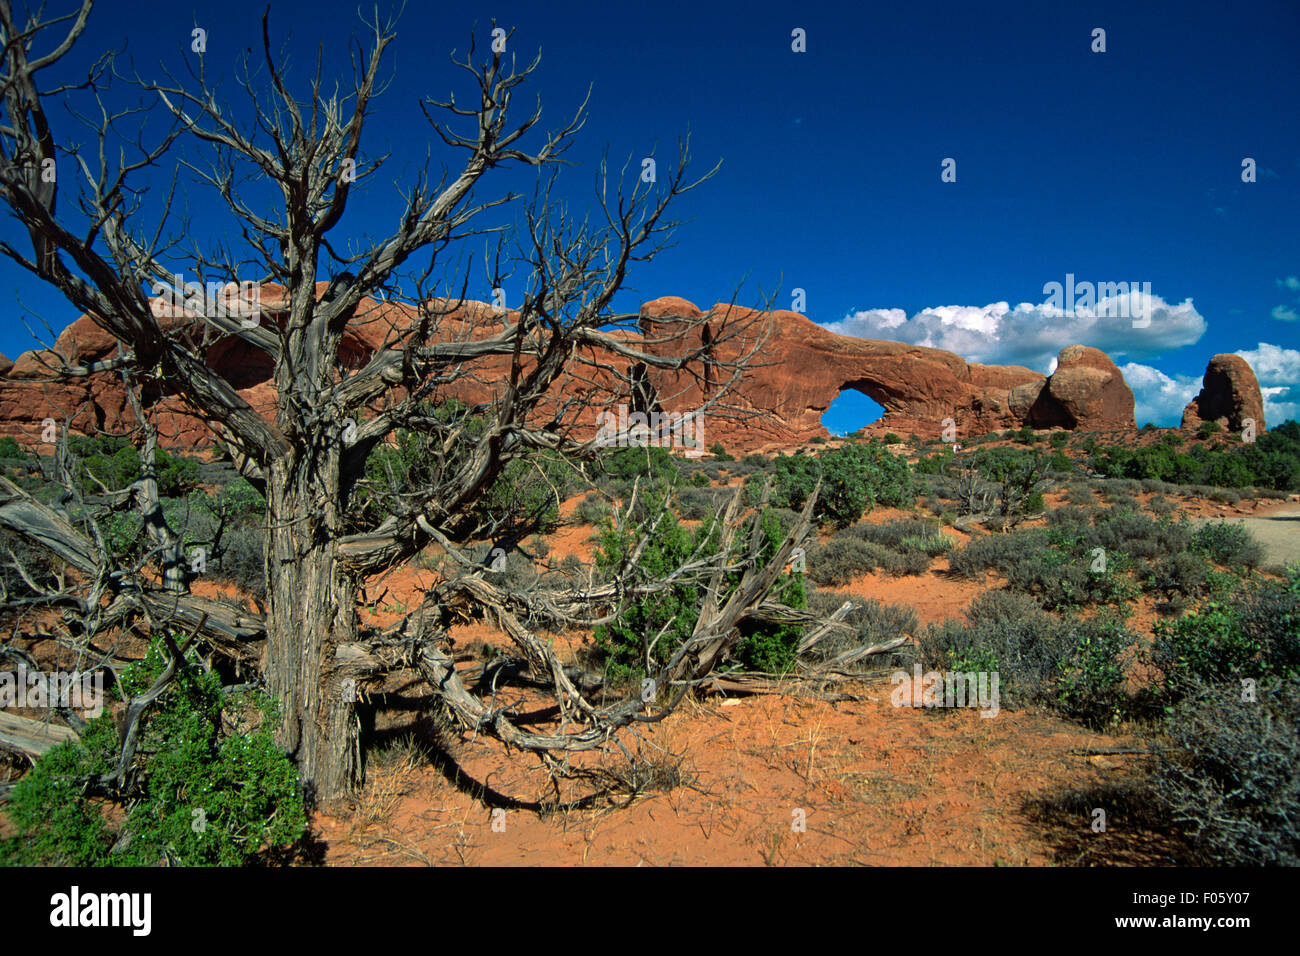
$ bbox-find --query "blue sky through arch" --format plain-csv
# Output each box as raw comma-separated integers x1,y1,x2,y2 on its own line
822,390,886,437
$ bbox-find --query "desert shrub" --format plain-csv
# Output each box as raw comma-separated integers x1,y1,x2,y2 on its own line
676,485,728,521
1143,551,1212,602
807,536,893,586
1046,504,1096,529
209,525,267,602
1147,494,1175,516
883,433,903,445
1192,521,1263,569
740,453,770,468
475,543,542,597
1197,421,1222,439
1141,478,1176,495
1150,678,1300,865
1005,543,1136,610
1210,486,1243,506
0,640,306,866
687,469,711,488
594,503,804,679
160,481,268,600
950,520,1141,610
1088,509,1192,561
1065,483,1095,505
947,531,1043,580
1150,584,1300,706
878,547,932,577
843,517,939,551
1106,493,1141,513
767,440,914,527
918,596,1057,705
803,590,918,666
1051,615,1134,727
919,598,1136,726
575,492,610,526
707,442,734,461
1100,478,1142,496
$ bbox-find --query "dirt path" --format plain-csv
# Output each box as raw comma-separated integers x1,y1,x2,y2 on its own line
1190,503,1300,570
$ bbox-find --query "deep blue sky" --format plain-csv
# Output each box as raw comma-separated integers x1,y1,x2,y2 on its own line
1,0,1296,430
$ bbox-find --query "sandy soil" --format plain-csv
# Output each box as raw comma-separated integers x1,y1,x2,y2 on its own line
314,686,1161,866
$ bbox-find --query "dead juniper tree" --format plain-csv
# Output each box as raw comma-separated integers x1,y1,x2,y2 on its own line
0,1,839,800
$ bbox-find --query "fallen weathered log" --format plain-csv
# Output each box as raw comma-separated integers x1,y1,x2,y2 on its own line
0,710,79,759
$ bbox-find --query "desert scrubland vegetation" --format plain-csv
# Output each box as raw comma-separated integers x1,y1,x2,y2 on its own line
4,416,1299,865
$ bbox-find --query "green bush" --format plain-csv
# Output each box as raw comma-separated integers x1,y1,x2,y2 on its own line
1052,615,1133,727
707,441,735,461
1086,420,1300,492
1,640,306,866
64,435,200,496
593,502,805,680
1149,581,1300,706
919,596,1136,727
1192,521,1263,570
807,536,892,586
767,440,915,527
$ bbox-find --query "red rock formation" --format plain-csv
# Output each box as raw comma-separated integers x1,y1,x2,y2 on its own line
1024,345,1136,430
0,291,1138,451
1181,354,1266,433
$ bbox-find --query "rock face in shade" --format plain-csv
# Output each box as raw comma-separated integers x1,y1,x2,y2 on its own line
1181,353,1266,434
0,290,1140,451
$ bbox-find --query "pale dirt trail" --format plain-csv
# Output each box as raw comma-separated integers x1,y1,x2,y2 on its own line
1191,503,1300,570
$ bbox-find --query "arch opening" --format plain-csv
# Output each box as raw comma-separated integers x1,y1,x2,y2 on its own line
821,388,886,437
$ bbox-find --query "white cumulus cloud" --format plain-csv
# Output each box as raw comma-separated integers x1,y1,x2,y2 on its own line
1236,342,1300,424
823,289,1206,373
1120,363,1201,427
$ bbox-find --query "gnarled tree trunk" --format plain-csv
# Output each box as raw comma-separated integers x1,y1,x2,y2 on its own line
265,453,361,799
